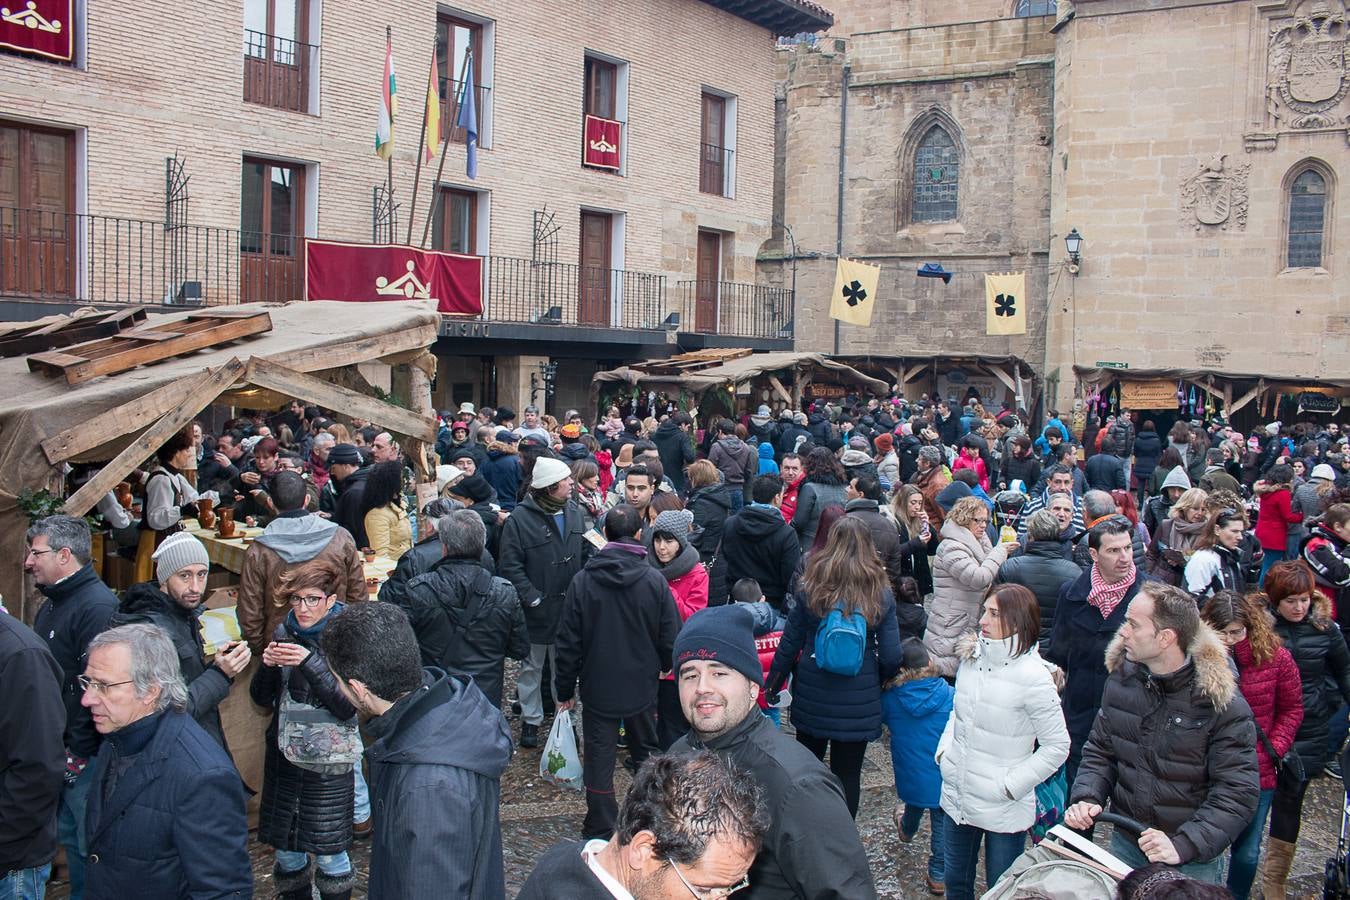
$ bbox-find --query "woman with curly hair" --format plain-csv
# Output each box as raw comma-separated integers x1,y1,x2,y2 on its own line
791,446,848,550
359,460,412,559
1200,591,1302,900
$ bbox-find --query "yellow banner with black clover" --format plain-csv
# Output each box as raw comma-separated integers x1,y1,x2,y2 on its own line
985,272,1026,335
829,257,880,327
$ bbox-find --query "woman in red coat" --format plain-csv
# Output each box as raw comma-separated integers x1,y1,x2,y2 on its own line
1201,590,1303,900
1255,463,1300,586
646,507,709,749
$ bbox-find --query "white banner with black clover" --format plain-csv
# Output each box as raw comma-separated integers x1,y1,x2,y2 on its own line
984,272,1026,335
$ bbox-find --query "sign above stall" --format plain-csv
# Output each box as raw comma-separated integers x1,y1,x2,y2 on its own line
1120,379,1179,409
806,384,846,399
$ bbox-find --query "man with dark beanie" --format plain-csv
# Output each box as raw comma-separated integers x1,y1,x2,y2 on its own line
670,605,878,899
554,503,681,840
449,473,502,559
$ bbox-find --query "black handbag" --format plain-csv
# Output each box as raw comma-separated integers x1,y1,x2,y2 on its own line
1256,722,1306,784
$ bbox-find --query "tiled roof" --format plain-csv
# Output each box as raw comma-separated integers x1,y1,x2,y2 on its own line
701,0,834,35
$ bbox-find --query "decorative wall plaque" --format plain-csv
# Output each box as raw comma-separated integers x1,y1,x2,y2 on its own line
1267,0,1350,130
1179,154,1251,230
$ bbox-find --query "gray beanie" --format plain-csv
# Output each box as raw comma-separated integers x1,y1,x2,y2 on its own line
153,532,210,585
651,508,695,550
918,445,944,465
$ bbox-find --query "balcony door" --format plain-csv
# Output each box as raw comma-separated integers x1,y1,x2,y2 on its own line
700,93,726,195
0,122,74,299
695,230,721,333
579,211,611,326
243,0,310,112
240,158,304,302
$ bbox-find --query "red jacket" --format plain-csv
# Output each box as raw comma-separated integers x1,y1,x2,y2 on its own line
952,454,989,492
667,565,709,621
1233,639,1303,789
595,449,614,496
755,631,782,710
780,476,803,524
1255,488,1298,551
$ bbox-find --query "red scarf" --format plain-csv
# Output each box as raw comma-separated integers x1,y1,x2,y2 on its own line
1087,559,1136,619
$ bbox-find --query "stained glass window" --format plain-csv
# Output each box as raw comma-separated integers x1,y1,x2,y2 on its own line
1288,169,1326,268
913,126,959,223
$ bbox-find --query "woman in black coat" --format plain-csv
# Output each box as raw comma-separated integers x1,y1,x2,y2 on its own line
250,559,358,900
686,461,733,604
1131,420,1163,501
888,484,940,595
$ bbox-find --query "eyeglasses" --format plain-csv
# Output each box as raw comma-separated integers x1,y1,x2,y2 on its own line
24,547,55,558
78,675,133,694
288,594,330,608
668,861,749,899
1220,625,1248,640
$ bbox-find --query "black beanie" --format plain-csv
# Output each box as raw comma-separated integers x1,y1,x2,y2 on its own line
455,474,496,504
673,605,764,686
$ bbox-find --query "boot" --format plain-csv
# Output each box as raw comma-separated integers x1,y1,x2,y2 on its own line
272,860,314,900
1262,837,1296,900
520,722,540,748
315,869,356,900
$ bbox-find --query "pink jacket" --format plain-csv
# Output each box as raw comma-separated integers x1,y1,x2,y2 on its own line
952,454,989,492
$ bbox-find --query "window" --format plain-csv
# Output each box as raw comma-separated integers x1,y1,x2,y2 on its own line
436,14,486,146
0,120,75,298
700,92,735,197
1015,0,1056,15
240,158,305,301
432,187,478,255
1287,169,1327,268
912,126,959,223
582,54,627,174
243,0,314,113
585,57,617,120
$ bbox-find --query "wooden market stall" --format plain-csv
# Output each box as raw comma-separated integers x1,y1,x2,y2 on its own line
838,352,1043,422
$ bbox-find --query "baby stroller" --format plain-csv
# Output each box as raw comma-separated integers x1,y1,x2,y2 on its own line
1326,745,1350,898
982,812,1145,899
993,490,1028,539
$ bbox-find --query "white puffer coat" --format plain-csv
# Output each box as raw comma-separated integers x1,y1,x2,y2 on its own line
937,633,1070,833
924,519,1010,677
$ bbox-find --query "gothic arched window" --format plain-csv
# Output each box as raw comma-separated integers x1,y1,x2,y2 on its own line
1287,168,1327,268
912,126,959,223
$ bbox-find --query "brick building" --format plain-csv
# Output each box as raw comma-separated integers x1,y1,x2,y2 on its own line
0,0,830,414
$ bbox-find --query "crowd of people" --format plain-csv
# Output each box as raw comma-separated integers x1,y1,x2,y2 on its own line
4,392,1350,899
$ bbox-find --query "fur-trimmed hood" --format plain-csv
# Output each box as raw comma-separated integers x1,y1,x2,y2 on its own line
1104,621,1236,710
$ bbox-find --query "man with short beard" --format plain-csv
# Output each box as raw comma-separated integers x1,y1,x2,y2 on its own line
109,532,251,748
670,605,877,899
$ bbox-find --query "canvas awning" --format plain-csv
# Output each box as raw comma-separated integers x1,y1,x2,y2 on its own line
592,350,889,397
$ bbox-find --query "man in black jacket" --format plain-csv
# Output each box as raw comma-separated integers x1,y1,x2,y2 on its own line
111,532,251,748
844,475,906,599
1085,436,1128,492
671,605,878,899
497,456,590,748
555,503,682,839
1066,583,1257,880
329,443,371,548
708,419,755,510
996,509,1083,647
517,751,767,899
652,412,696,495
26,514,118,898
323,603,512,899
0,608,65,897
401,510,528,708
721,476,802,611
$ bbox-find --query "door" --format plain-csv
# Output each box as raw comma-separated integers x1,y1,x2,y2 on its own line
578,211,611,326
700,93,726,195
243,0,309,112
0,122,74,299
695,230,721,332
240,158,304,302
432,188,476,255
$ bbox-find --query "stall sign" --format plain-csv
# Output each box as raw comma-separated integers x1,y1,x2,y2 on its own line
806,384,846,399
1298,392,1341,414
1119,379,1178,409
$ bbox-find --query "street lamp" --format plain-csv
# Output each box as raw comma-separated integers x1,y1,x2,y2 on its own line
1065,228,1083,274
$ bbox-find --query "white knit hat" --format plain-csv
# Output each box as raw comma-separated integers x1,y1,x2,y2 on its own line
531,456,573,490
1313,463,1336,481
153,532,210,585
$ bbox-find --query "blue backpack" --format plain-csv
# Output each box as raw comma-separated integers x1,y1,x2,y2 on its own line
813,603,869,676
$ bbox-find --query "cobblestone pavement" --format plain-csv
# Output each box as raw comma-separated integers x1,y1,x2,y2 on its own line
44,661,1350,898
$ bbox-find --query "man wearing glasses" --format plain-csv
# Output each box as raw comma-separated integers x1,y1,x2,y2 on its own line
110,532,251,749
79,623,251,899
517,751,766,899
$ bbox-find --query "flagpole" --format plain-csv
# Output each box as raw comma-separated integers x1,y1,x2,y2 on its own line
384,25,394,198
404,37,437,245
420,50,471,249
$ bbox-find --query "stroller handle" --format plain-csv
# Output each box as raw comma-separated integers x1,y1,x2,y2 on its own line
1095,811,1150,837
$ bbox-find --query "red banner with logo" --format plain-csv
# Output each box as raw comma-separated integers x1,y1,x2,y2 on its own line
583,115,622,170
305,240,482,315
0,0,73,61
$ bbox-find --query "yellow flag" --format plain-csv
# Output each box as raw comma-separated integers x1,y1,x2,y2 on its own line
422,53,442,164
829,257,881,327
985,272,1026,335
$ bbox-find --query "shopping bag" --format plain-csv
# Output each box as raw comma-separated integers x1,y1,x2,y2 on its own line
1031,764,1068,844
540,709,583,790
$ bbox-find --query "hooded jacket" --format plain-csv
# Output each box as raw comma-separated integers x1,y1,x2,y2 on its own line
1273,602,1350,776
924,519,1011,678
1070,626,1259,865
1132,430,1164,484
791,481,847,550
553,542,681,717
671,711,879,900
32,563,118,759
401,557,530,708
938,634,1069,833
881,669,953,808
995,540,1083,646
497,495,590,644
651,419,696,494
364,669,513,899
237,510,367,653
709,436,756,490
110,583,232,749
721,505,802,608
480,443,522,512
645,536,709,622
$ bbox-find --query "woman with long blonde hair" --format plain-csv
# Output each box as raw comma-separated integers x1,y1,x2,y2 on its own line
888,483,938,595
765,516,903,817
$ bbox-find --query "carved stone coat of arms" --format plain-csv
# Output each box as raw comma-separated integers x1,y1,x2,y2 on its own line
1179,155,1251,231
1268,0,1350,128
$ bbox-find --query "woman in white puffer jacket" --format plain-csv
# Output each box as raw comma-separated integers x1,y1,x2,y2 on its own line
936,583,1069,900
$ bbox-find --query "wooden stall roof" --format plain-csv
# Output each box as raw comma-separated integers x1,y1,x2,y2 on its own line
592,350,890,395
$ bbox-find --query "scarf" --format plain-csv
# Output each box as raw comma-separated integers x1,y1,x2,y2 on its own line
533,489,568,515
1087,558,1135,619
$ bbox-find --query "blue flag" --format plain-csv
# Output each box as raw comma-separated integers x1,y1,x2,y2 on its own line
457,59,478,180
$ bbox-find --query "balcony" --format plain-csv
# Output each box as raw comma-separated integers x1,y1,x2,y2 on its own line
677,279,793,348
243,29,317,114
0,207,300,306
699,143,733,197
482,256,665,331
438,77,491,148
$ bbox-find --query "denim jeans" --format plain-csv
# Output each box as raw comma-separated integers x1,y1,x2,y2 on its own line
275,849,352,877
943,821,1025,900
1110,830,1225,883
728,491,745,512
1329,704,1349,759
0,864,50,900
1227,788,1274,900
352,744,371,823
1259,549,1288,586
57,763,95,900
901,805,949,882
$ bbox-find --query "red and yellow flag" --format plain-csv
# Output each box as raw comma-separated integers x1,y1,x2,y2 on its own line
422,52,441,164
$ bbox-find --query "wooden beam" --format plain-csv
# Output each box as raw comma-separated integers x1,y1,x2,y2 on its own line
982,364,1017,394
766,375,793,405
903,363,927,383
243,357,437,443
62,359,246,517
1228,380,1266,416
1182,378,1222,400
267,322,439,374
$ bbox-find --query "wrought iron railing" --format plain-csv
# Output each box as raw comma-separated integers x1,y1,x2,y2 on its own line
483,256,666,330
678,279,794,340
0,208,301,305
699,143,733,196
438,77,491,147
243,29,318,113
